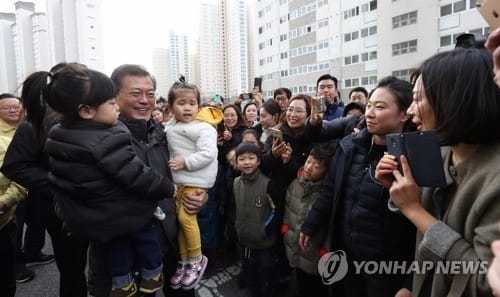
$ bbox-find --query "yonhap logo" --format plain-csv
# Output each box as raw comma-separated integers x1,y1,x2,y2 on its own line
317,250,348,285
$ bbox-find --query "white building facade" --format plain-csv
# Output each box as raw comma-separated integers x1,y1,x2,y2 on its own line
0,0,105,94
198,0,250,102
198,1,225,101
255,0,488,100
0,12,18,93
152,48,170,98
169,32,190,84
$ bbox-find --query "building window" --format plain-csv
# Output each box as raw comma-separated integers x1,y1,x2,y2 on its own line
453,0,466,13
440,35,452,47
440,0,466,17
392,40,417,56
393,68,416,82
393,11,417,29
361,0,377,13
440,4,452,16
281,52,288,59
344,6,360,19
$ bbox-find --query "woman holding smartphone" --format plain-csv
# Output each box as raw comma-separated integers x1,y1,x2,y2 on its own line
376,48,500,296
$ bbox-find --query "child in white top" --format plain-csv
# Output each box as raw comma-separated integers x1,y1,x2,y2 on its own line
165,76,222,290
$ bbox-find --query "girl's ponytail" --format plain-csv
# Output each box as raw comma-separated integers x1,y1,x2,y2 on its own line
20,71,51,147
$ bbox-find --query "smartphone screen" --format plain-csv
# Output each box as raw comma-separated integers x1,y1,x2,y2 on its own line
314,96,326,113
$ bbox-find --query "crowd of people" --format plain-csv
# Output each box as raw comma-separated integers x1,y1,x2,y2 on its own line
1,29,500,297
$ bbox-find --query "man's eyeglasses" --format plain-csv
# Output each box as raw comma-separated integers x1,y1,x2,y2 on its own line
286,107,306,114
0,106,21,111
127,91,156,100
275,96,289,102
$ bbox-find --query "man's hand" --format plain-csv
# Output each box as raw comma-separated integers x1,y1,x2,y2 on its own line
182,188,208,215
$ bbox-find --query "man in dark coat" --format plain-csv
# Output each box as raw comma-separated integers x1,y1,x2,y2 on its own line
87,64,208,297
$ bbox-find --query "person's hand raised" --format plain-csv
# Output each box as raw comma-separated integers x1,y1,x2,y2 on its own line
486,28,500,88
310,97,324,126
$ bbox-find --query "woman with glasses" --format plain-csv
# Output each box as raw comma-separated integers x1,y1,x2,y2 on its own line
213,104,246,266
265,95,313,169
299,77,417,297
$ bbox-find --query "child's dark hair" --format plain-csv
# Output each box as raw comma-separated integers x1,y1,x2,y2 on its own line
308,145,332,166
21,63,115,146
241,129,263,148
167,75,201,106
235,142,261,161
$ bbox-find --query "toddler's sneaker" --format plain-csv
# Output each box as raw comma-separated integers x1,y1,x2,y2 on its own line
139,272,164,293
181,255,208,290
154,206,166,221
170,263,186,289
109,280,137,297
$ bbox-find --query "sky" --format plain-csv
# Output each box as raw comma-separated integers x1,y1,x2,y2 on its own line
0,0,212,74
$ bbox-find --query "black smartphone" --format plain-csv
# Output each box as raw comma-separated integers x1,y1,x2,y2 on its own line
254,77,263,92
386,130,446,187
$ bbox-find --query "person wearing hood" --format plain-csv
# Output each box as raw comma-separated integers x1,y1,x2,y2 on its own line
282,145,331,297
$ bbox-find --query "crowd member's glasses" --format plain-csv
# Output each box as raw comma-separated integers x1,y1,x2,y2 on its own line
286,107,306,115
275,96,288,102
0,106,22,111
127,90,156,100
223,113,237,118
455,33,486,49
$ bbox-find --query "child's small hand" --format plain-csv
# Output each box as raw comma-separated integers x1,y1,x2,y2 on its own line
168,156,186,170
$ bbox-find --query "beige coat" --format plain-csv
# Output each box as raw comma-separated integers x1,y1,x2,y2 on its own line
412,141,500,297
0,135,27,229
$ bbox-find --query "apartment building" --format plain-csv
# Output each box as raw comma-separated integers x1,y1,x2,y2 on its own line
255,0,487,100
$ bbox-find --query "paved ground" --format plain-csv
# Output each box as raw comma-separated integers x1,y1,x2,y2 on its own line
15,234,293,297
